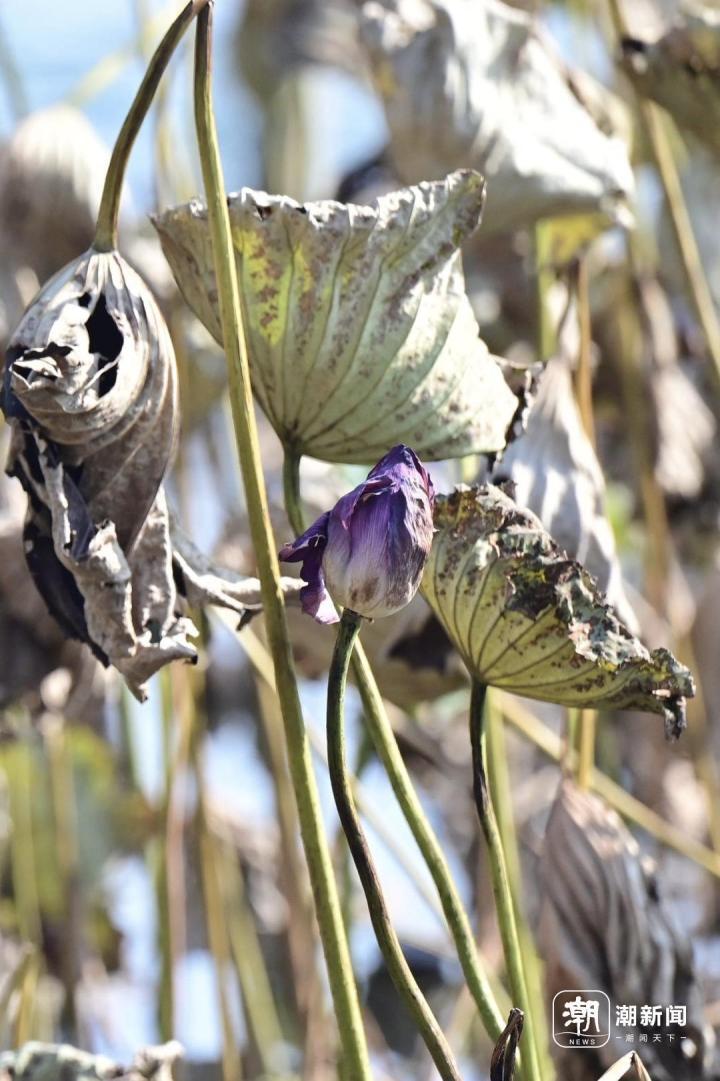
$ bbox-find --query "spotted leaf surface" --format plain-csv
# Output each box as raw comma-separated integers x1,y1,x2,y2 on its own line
422,485,693,738
153,170,518,464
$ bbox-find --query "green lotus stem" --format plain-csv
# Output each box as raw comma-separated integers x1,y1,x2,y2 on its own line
329,609,462,1081
470,681,545,1081
283,452,505,1045
94,0,208,251
193,10,371,1080
485,695,552,1080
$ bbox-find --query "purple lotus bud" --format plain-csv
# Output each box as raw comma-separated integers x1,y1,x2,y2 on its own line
279,445,435,624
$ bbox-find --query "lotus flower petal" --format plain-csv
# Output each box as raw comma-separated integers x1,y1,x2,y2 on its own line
153,170,519,464
422,485,693,737
359,0,634,233
280,444,435,621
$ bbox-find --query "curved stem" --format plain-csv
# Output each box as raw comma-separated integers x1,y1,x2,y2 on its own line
283,451,506,1046
94,0,207,252
329,610,462,1081
469,681,544,1081
193,12,371,1081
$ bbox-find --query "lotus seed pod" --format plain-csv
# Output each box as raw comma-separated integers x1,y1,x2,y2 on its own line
0,106,111,279
153,170,519,464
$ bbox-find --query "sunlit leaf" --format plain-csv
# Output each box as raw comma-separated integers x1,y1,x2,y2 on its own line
153,170,519,464
622,10,720,159
494,356,637,630
359,0,634,234
422,485,693,737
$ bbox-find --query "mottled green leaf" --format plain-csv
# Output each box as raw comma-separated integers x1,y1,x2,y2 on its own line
422,486,694,737
153,170,518,464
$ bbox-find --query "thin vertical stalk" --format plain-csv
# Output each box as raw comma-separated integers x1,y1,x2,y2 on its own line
193,9,370,1079
0,12,27,122
574,256,596,449
283,454,505,1045
328,611,462,1081
577,711,597,792
45,719,81,1038
218,836,292,1077
470,681,544,1081
535,222,556,364
193,718,243,1081
94,0,208,251
606,0,720,393
485,697,552,1081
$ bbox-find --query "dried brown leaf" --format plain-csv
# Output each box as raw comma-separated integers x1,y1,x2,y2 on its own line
539,782,711,1081
359,0,634,233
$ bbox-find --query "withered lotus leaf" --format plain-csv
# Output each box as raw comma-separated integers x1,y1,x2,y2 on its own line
495,356,637,630
359,0,634,234
540,782,708,1080
622,9,720,160
153,169,518,464
422,486,693,738
2,249,293,700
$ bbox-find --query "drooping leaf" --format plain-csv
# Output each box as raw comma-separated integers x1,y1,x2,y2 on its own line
494,355,637,630
622,10,720,159
539,782,708,1081
153,170,519,464
359,0,634,234
2,249,291,700
422,485,693,737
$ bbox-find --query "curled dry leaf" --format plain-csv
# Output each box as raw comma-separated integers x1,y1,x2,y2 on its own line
494,355,638,630
622,8,720,159
359,0,634,234
490,1008,524,1081
0,1040,182,1081
0,106,110,280
153,170,519,464
422,485,693,737
539,782,711,1081
2,250,289,700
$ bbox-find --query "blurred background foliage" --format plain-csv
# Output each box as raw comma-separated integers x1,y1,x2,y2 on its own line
1,1,720,1079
